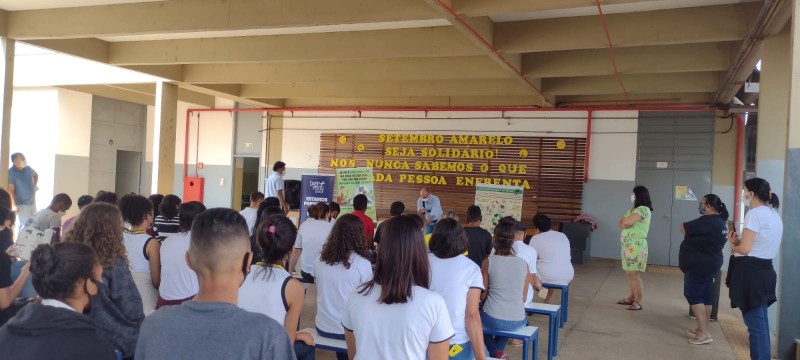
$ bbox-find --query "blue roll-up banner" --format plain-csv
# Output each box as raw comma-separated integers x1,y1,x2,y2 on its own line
299,174,335,224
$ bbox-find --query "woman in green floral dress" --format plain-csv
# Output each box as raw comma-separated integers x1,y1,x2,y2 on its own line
617,185,653,311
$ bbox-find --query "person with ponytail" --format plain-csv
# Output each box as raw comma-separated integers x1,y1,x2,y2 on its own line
0,242,115,359
238,215,314,360
288,202,333,283
118,194,160,315
678,194,729,345
728,177,783,360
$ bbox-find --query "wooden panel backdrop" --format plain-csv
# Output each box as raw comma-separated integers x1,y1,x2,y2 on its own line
318,133,586,224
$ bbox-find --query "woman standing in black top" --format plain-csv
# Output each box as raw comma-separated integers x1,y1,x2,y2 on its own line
679,194,728,345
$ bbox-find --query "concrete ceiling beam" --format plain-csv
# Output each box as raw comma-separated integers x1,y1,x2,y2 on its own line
495,3,761,54
238,79,531,98
108,26,480,65
453,0,660,17
542,72,723,96
181,56,509,83
7,0,439,40
524,42,738,78
283,95,544,107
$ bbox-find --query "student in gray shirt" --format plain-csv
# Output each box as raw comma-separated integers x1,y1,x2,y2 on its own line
135,208,295,360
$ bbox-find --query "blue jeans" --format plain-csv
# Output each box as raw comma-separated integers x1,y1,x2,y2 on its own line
449,340,491,360
742,305,770,360
683,272,714,305
424,220,438,236
10,259,35,298
480,311,527,355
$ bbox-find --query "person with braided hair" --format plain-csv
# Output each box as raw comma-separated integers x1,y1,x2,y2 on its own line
0,242,115,359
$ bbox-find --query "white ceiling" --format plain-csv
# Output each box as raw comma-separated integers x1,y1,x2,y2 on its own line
491,0,761,22
98,19,452,42
0,0,162,11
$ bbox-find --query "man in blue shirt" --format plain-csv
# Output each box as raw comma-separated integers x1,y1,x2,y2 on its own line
417,187,443,235
7,153,38,233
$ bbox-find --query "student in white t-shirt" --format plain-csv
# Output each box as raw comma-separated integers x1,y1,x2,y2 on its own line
158,201,206,309
342,215,454,360
238,215,314,360
118,194,160,315
428,218,487,360
311,214,373,360
240,191,264,235
530,214,574,303
502,217,542,306
728,178,783,359
289,202,334,282
25,193,71,243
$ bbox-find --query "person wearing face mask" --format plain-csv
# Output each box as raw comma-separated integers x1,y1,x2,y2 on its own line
6,153,38,233
265,161,290,214
617,185,653,311
119,194,161,316
727,178,782,360
678,194,728,345
0,242,116,360
0,202,31,327
64,203,144,359
25,193,72,243
417,186,443,235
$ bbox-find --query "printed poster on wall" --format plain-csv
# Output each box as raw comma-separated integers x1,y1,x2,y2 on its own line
335,167,377,221
474,183,524,232
299,174,335,224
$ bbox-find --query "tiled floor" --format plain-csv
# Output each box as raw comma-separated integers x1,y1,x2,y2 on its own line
300,258,745,360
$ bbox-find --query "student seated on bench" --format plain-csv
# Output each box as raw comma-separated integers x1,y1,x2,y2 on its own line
312,214,373,360
239,215,314,360
135,208,294,360
428,218,488,360
342,215,454,359
480,219,529,360
529,214,574,304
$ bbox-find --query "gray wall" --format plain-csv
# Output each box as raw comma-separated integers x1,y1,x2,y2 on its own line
583,179,636,259
89,96,146,194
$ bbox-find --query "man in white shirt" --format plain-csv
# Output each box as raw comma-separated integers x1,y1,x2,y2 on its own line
239,191,264,235
264,161,289,214
26,193,72,243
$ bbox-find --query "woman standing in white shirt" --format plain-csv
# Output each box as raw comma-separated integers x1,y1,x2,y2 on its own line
728,177,782,360
157,201,206,309
238,215,314,360
289,202,333,283
312,214,373,360
118,194,160,315
342,214,454,360
428,218,487,360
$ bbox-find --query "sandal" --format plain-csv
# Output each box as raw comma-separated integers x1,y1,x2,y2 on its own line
617,298,635,305
689,336,713,345
508,339,523,347
626,302,643,311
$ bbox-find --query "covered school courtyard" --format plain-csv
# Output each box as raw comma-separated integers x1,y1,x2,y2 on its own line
0,0,798,359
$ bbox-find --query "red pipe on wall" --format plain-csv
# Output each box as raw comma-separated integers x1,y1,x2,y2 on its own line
585,110,593,183
734,114,746,223
182,105,718,185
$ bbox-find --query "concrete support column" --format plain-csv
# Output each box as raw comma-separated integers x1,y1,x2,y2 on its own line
756,25,790,337
777,2,800,358
152,81,178,194
0,38,14,186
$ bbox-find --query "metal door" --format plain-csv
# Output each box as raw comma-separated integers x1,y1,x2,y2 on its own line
635,169,674,266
